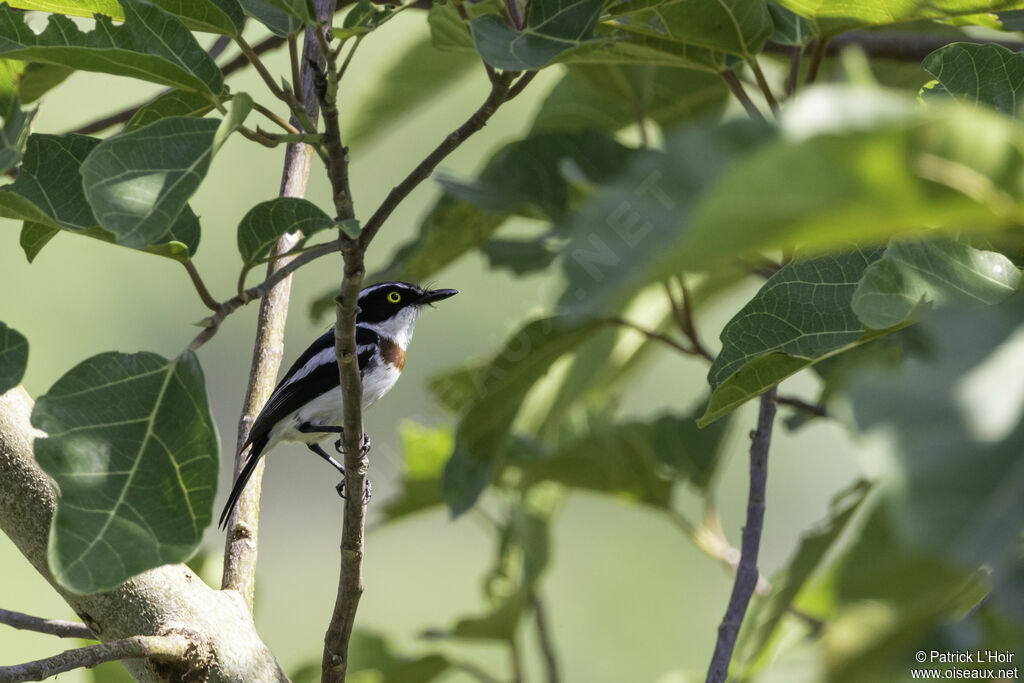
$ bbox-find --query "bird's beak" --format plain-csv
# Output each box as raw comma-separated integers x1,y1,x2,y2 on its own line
419,288,458,305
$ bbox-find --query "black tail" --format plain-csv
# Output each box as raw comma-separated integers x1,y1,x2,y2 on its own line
219,434,269,530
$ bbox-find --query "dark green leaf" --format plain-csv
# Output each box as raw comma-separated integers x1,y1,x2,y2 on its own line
32,351,219,594
996,9,1024,28
4,0,246,35
700,248,886,426
0,321,28,394
17,62,73,104
851,239,1021,329
531,64,727,134
439,131,637,221
81,117,219,250
922,43,1024,116
481,237,561,275
344,35,478,146
19,221,58,263
470,0,604,70
126,90,217,132
442,317,604,515
777,0,1019,36
767,2,813,45
0,91,30,172
0,1,224,97
238,0,302,36
237,197,335,267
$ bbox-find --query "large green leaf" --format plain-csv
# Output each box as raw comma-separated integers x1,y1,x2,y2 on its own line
81,117,219,250
126,90,217,132
530,63,727,133
3,0,245,35
237,197,335,267
469,0,605,70
0,0,224,97
32,351,219,594
700,248,886,426
0,133,200,262
0,321,27,394
922,43,1024,116
238,0,302,36
851,239,1021,329
344,35,478,146
777,0,1022,36
442,317,604,516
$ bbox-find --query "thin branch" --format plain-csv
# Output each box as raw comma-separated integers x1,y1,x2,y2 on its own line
252,100,302,135
532,596,560,683
775,394,828,419
234,34,290,103
221,12,327,608
604,317,694,356
719,69,764,123
0,609,93,640
747,58,778,115
182,261,219,311
667,277,715,362
505,70,537,101
0,634,192,683
786,45,801,97
207,34,232,60
705,387,778,683
804,37,829,86
358,70,529,250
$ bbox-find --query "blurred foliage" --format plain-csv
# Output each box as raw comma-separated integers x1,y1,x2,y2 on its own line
1,0,1023,681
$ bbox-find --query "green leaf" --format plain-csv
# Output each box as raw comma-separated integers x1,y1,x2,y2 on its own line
700,248,887,426
442,317,605,515
777,0,1021,36
213,91,252,153
428,1,476,52
126,90,217,132
852,239,1021,330
767,2,813,46
32,351,219,594
0,0,224,97
347,631,450,683
530,64,727,134
738,480,872,672
17,62,73,103
238,0,302,36
19,221,58,262
0,321,28,394
439,131,637,221
922,43,1024,116
237,197,335,267
481,237,560,275
3,0,246,35
0,91,30,173
344,34,478,146
381,423,452,522
81,116,219,250
469,0,604,70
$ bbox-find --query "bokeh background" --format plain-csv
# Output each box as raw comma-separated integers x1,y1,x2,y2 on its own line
0,12,873,681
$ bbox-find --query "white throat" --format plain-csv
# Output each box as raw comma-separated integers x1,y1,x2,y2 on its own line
362,306,420,348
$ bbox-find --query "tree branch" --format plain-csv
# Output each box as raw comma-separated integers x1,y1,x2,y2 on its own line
532,595,560,683
221,8,332,610
0,387,287,681
0,609,93,640
0,634,192,683
705,387,778,683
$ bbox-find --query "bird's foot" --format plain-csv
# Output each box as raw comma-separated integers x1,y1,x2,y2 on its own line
333,432,371,456
335,476,373,503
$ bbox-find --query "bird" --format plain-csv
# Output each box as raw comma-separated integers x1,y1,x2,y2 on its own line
218,281,458,529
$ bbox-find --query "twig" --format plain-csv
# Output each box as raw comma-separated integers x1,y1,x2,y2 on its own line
207,34,232,60
182,261,219,311
358,70,530,249
719,70,764,123
252,101,302,135
220,9,327,609
0,609,92,640
604,316,700,358
705,387,778,683
804,37,829,85
532,596,560,683
747,59,778,115
234,34,290,103
0,634,191,683
666,277,714,362
786,45,801,97
775,394,828,419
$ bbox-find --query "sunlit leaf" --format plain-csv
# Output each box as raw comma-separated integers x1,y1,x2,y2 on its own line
237,197,335,267
3,0,246,35
0,1,224,97
0,321,27,394
922,42,1024,116
778,0,1022,36
32,351,219,593
380,423,452,522
81,117,219,250
851,239,1021,329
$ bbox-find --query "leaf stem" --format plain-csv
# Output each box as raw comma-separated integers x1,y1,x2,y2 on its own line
805,37,829,85
0,634,192,683
182,261,220,311
0,609,93,640
705,387,778,683
719,69,764,123
603,316,702,358
252,101,302,135
787,45,801,97
747,58,779,115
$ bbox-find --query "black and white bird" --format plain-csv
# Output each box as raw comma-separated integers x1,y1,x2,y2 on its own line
218,281,458,529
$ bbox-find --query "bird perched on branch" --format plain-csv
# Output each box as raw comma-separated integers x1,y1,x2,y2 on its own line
219,281,458,529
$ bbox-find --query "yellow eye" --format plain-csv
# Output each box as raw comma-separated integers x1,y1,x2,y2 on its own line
387,291,401,303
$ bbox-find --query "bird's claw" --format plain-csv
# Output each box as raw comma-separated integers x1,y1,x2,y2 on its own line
335,476,372,503
334,433,371,456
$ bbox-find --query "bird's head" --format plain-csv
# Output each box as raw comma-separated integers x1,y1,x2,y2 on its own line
355,282,458,347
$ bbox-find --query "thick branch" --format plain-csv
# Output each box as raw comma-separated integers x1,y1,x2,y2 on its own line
0,387,287,682
705,387,778,683
0,634,192,683
221,7,331,609
0,609,93,640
